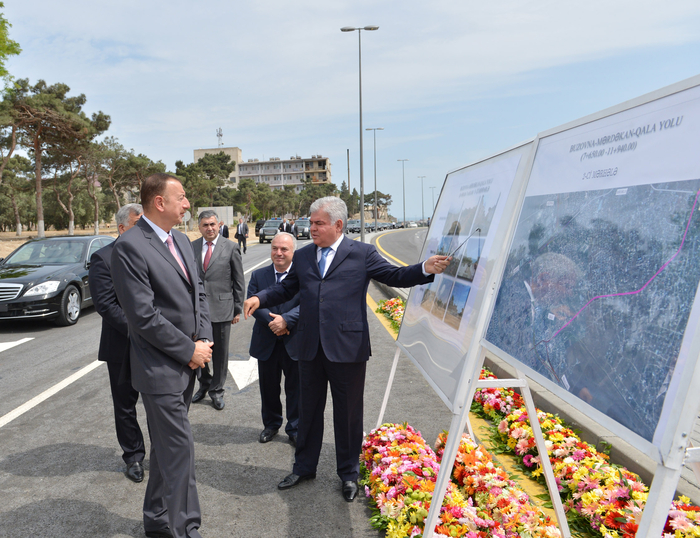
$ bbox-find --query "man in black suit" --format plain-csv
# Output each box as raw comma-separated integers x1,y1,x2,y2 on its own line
191,210,245,410
278,219,293,234
111,173,213,538
247,232,300,446
219,222,229,238
244,196,450,502
89,203,146,483
235,217,249,253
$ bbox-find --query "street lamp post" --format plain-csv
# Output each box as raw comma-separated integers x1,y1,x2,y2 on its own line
430,186,437,212
398,159,408,227
341,25,379,242
418,176,426,224
366,127,383,233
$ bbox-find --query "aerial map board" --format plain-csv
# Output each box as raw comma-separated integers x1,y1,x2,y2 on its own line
397,143,533,410
484,82,700,454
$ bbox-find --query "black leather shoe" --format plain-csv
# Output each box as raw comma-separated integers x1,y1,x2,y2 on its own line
125,461,144,483
288,433,297,447
342,480,358,502
211,395,225,410
259,428,278,443
145,528,173,538
278,472,316,490
192,387,207,403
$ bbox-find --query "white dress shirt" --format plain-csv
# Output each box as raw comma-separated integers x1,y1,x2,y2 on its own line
200,234,220,268
316,234,344,278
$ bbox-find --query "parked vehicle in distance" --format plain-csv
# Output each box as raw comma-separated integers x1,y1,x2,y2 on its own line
294,219,311,239
0,235,115,326
259,219,282,243
408,221,418,228
255,218,266,236
347,219,361,233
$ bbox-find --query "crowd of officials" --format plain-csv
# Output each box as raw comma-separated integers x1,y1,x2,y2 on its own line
88,173,450,538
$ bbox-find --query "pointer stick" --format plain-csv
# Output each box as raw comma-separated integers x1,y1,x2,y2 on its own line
446,228,481,259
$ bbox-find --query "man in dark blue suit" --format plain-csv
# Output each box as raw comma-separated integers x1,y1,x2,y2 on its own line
89,203,145,483
247,232,300,446
244,196,450,502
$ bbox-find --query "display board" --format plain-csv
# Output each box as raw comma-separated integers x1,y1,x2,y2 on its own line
397,142,533,410
484,82,700,454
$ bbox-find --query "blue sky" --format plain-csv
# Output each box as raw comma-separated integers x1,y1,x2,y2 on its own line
5,1,700,220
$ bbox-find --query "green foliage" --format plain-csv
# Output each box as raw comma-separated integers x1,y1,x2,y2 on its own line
0,3,20,80
176,151,235,207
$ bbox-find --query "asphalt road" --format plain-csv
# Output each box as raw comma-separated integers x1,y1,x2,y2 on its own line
0,229,450,538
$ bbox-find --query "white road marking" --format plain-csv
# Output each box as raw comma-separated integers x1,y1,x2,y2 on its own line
244,258,270,275
228,357,259,390
0,257,269,429
0,337,34,353
0,360,104,429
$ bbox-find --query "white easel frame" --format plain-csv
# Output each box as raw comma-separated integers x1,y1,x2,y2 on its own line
376,346,571,538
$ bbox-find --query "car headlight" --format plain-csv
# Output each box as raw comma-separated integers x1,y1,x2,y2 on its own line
24,280,61,297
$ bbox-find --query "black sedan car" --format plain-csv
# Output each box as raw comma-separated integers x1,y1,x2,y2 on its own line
0,235,115,326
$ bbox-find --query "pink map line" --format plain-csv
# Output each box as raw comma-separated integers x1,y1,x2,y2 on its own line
542,187,700,345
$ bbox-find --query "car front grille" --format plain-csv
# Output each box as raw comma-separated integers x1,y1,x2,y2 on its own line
0,283,23,301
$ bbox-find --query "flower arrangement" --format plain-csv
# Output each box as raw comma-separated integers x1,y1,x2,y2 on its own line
472,368,700,537
376,297,406,332
361,422,560,537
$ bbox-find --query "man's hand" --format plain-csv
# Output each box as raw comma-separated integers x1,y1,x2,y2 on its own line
268,312,289,336
231,314,241,325
424,255,452,274
189,340,213,369
243,296,260,319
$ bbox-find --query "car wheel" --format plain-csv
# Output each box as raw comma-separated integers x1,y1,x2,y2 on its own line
259,235,264,243
55,284,81,326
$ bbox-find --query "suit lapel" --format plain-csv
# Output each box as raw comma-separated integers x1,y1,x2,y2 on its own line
139,220,188,284
324,236,351,278
173,231,195,288
192,238,204,279
207,236,226,269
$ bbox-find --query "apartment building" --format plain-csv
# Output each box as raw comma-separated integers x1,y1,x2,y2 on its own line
238,155,332,192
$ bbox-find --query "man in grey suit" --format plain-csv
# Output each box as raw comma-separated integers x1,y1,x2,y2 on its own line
235,217,249,253
111,173,213,538
191,210,245,410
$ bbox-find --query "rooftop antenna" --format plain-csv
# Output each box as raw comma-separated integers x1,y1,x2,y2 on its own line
216,127,223,148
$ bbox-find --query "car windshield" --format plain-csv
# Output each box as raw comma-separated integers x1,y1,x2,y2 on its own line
264,220,280,227
348,220,359,224
296,220,309,226
4,240,87,265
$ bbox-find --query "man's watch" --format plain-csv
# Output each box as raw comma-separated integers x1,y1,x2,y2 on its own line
199,338,211,343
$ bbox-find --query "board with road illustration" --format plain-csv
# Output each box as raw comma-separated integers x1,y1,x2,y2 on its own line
485,82,700,450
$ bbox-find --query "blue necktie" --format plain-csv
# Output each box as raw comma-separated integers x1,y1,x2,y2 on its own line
318,247,331,277
276,271,287,284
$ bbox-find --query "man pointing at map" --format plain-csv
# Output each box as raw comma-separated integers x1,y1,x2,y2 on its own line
243,196,451,502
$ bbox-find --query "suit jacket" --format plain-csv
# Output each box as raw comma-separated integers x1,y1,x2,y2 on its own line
235,222,249,239
192,235,245,323
111,218,212,394
255,235,434,363
247,264,300,361
89,241,128,364
279,222,292,233
220,224,229,238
